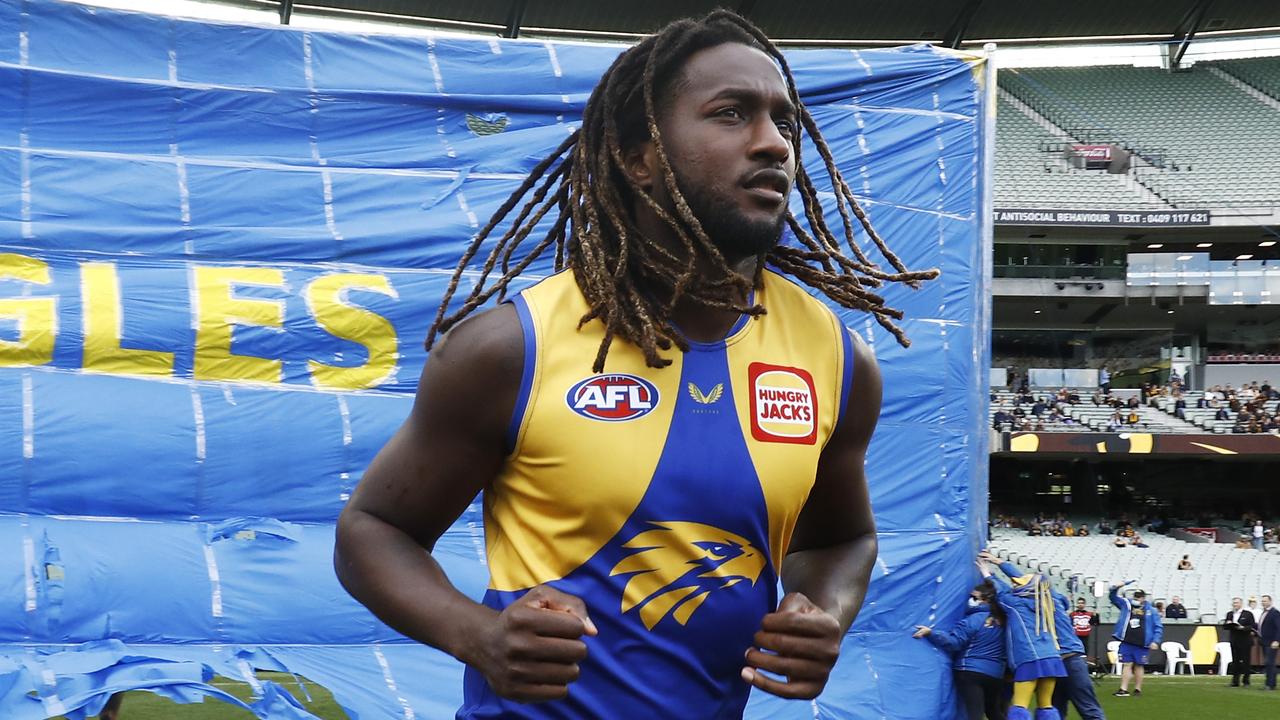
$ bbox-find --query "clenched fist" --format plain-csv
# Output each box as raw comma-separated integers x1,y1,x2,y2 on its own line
468,585,597,703
742,592,842,699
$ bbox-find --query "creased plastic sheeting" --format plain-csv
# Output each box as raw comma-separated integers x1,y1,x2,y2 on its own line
0,1,991,717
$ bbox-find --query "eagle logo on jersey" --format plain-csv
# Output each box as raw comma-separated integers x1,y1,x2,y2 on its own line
609,521,766,630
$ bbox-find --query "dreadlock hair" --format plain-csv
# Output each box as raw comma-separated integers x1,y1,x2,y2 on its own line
426,10,940,372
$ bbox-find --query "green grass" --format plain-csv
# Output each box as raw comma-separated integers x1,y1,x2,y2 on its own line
55,672,348,720
58,672,1278,719
1085,674,1276,719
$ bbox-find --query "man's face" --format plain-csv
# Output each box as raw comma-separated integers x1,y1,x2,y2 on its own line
646,43,798,260
1264,596,1273,610
1233,598,1243,610
1172,596,1181,605
1076,599,1086,610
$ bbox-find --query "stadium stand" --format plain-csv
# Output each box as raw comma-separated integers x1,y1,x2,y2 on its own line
1000,61,1280,208
1148,386,1280,434
994,96,1164,209
1214,56,1280,102
989,528,1280,623
992,388,1204,433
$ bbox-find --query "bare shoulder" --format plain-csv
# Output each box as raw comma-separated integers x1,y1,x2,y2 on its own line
837,328,882,449
414,303,524,434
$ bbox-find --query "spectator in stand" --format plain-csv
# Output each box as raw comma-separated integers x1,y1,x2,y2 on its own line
1262,380,1274,400
1215,406,1231,422
1112,536,1127,549
1099,366,1111,394
1077,523,1090,537
1034,421,1046,432
1165,596,1188,620
1129,533,1148,549
1125,410,1140,425
1177,555,1194,571
1256,520,1267,551
993,410,1011,430
1173,392,1187,420
1091,390,1104,406
1126,396,1140,410
1098,520,1112,535
1106,412,1122,432
1153,601,1165,618
1063,522,1075,537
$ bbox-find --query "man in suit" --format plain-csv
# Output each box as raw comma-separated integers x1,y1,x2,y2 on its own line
1258,595,1279,691
1224,597,1257,687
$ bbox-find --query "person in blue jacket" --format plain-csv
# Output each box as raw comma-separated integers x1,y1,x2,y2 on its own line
914,581,1008,720
979,553,1065,720
1109,580,1162,697
990,560,1106,720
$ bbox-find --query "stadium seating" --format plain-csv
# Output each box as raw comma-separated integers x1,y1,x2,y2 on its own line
991,389,1204,433
1149,391,1280,433
999,63,1280,208
995,97,1163,209
1214,56,1280,102
989,528,1280,624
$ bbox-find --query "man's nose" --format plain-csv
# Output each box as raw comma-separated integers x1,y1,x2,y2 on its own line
750,118,791,165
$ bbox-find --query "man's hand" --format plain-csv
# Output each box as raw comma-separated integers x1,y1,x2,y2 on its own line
1148,642,1159,651
742,592,842,699
911,625,932,639
1271,640,1278,650
467,585,596,703
977,549,998,563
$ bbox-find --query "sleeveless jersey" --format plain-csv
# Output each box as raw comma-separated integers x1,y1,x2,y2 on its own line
458,270,856,719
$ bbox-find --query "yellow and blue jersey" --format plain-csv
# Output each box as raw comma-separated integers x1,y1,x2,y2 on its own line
459,270,856,719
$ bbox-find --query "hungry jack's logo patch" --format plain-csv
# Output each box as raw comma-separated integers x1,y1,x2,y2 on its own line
749,363,817,445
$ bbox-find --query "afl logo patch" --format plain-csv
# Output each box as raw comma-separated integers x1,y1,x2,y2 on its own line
749,363,817,445
566,374,659,422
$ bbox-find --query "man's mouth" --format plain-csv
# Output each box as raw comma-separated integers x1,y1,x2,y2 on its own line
742,169,791,204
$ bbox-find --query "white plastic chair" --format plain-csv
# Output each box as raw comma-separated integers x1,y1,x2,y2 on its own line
1216,641,1232,676
1162,641,1194,675
1107,640,1121,675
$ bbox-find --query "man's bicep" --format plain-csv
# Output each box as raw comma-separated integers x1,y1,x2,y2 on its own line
344,305,521,550
789,331,882,552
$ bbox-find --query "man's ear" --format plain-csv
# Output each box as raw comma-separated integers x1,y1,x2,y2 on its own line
623,141,658,193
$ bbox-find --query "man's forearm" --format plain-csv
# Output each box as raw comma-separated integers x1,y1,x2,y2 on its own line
334,509,495,664
780,534,877,634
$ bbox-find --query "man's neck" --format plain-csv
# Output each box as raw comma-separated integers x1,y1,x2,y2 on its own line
667,253,758,343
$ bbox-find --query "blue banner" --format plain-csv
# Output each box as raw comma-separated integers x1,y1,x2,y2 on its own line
0,1,992,717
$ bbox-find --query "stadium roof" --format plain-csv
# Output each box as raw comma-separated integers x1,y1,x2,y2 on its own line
273,0,1280,46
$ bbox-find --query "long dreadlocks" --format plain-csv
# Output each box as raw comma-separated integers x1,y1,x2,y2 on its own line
426,10,940,372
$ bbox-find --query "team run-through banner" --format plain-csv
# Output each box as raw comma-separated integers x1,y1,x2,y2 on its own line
0,1,993,717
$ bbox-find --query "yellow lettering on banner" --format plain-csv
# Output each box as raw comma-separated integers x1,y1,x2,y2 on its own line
0,253,57,367
193,266,284,384
306,273,399,390
81,263,174,377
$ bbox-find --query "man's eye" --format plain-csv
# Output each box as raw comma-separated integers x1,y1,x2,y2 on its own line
776,119,796,134
718,107,744,119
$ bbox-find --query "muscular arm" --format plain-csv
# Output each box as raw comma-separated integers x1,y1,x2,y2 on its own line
741,331,880,699
333,305,519,664
780,330,881,633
